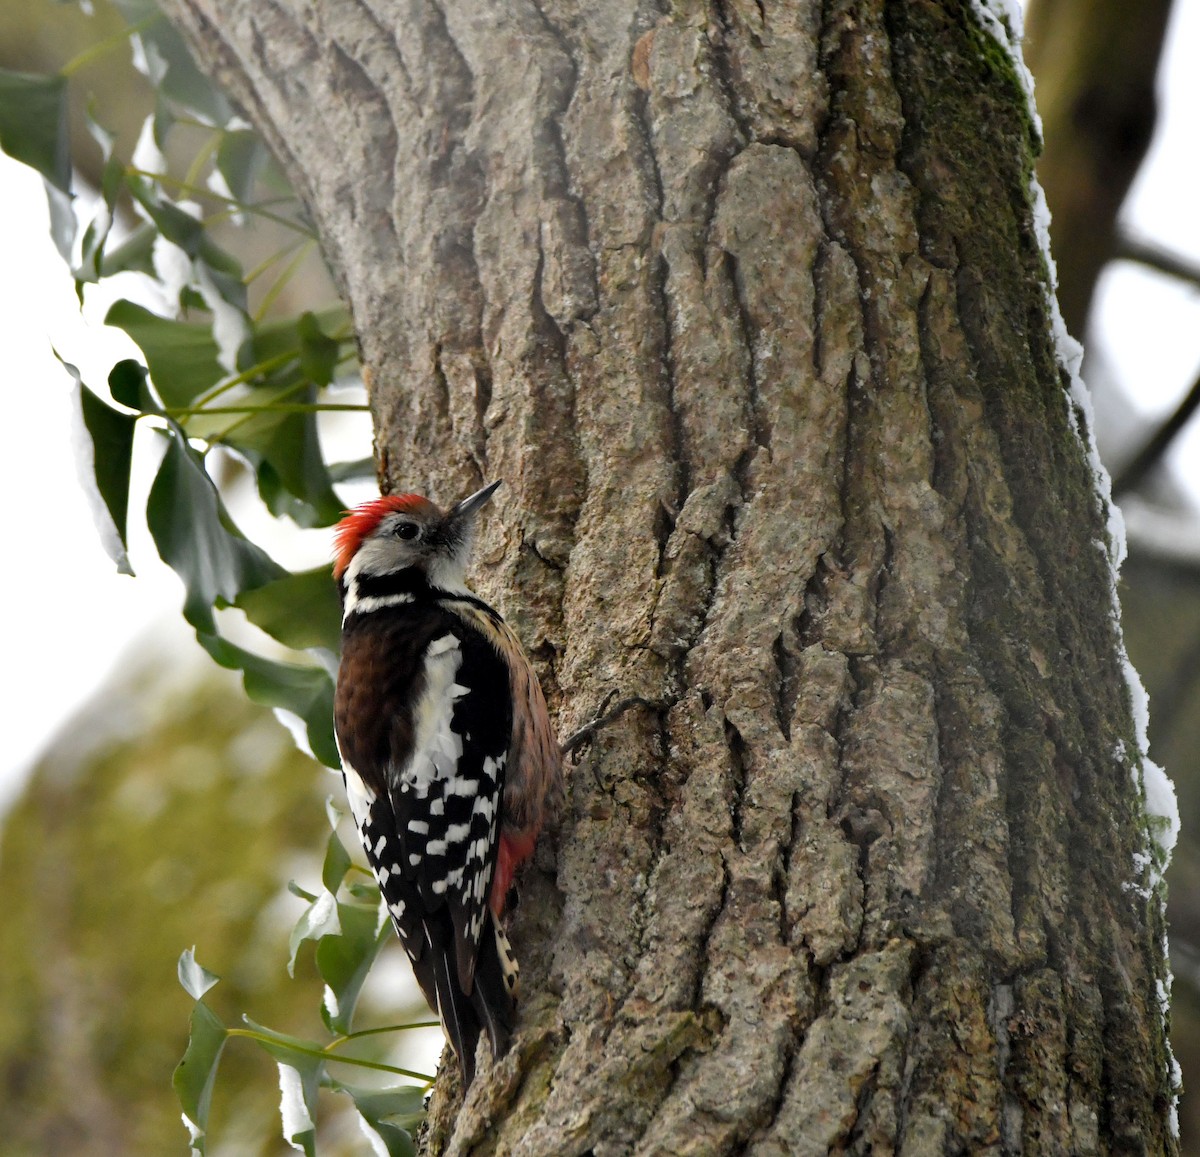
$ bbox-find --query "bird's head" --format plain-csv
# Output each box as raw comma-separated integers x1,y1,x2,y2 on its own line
333,480,501,594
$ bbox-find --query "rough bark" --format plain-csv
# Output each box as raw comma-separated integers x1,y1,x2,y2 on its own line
158,0,1176,1152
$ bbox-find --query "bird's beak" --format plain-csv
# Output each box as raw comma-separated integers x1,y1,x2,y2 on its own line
448,480,502,523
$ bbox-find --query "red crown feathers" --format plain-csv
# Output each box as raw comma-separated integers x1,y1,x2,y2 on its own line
332,494,441,580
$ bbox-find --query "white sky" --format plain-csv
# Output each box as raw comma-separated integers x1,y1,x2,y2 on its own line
0,156,187,806
1,4,1199,810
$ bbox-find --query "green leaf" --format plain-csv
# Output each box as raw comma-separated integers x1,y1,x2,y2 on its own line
239,1018,323,1156
322,827,353,895
99,221,158,278
229,393,344,527
276,1063,318,1157
197,631,339,767
298,312,341,387
178,947,221,1001
287,889,341,978
250,306,351,363
173,1001,228,1157
235,567,341,653
74,107,123,284
106,301,224,408
66,360,136,575
113,0,234,125
147,425,285,631
195,234,249,315
216,129,265,204
46,181,76,264
316,901,391,1035
127,175,205,255
326,1079,423,1157
0,69,70,192
108,359,160,414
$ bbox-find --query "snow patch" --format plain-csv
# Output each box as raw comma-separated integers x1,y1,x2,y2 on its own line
967,0,1042,137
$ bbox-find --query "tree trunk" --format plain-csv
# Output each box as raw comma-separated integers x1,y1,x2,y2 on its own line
159,0,1177,1151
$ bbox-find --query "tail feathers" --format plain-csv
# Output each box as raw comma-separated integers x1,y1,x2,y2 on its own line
409,913,519,1087
469,916,518,1063
424,920,483,1087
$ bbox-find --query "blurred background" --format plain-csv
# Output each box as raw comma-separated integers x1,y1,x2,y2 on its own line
1,0,1199,1152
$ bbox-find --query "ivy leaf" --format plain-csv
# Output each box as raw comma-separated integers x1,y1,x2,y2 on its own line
316,900,391,1035
235,567,341,653
326,1078,423,1157
173,1001,228,1157
177,947,221,1001
197,631,338,767
240,1018,324,1156
287,889,341,978
45,180,76,264
127,173,206,254
147,425,285,631
298,312,341,387
0,69,70,193
64,358,136,576
113,0,235,126
216,129,265,204
107,301,224,408
322,825,353,895
108,359,160,415
229,390,345,528
99,221,158,278
195,233,250,316
276,1063,318,1156
75,108,125,285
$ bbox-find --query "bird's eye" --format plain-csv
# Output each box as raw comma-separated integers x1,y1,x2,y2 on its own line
394,522,421,541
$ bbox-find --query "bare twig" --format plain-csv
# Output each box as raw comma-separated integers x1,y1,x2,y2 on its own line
1111,362,1200,498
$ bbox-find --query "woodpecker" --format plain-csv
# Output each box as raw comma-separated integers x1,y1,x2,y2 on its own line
332,481,559,1086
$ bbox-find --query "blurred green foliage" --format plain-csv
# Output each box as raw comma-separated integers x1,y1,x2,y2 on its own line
0,671,330,1155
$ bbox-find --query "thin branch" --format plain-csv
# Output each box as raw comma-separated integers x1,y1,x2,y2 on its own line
1111,362,1200,497
165,403,368,416
326,1022,441,1051
1115,234,1200,291
61,13,161,76
225,1028,434,1083
126,167,315,236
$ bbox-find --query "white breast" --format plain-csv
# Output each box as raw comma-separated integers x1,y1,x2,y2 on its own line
398,634,469,797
